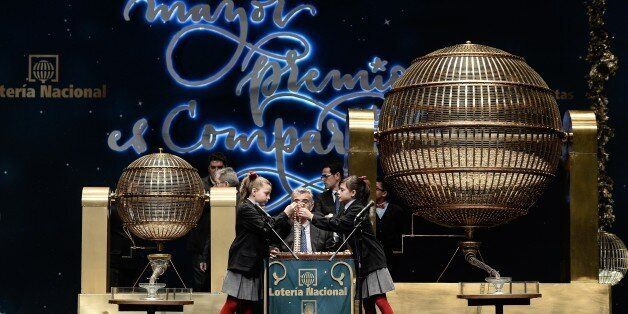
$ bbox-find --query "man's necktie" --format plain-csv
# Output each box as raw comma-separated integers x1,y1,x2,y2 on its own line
300,225,308,253
332,191,341,244
334,191,341,214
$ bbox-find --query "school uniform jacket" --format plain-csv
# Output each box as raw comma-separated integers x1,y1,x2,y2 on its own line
227,199,289,277
311,201,387,276
375,203,409,252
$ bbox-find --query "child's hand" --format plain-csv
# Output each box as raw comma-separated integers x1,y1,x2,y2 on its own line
269,246,280,259
284,202,297,216
297,207,314,220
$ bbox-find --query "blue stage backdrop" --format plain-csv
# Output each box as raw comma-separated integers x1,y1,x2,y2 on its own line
1,0,627,313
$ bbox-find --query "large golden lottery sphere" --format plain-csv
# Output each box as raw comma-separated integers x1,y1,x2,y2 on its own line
113,149,206,241
599,230,628,286
378,42,562,228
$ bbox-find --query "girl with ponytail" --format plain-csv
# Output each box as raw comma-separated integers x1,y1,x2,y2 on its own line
297,175,395,314
219,171,297,314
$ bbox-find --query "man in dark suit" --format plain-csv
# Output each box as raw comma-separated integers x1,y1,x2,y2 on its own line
187,152,228,291
375,178,412,279
276,188,335,253
312,160,344,216
199,167,240,273
311,160,345,250
201,152,228,190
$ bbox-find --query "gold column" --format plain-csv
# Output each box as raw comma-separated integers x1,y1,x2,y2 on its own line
563,110,599,282
346,108,378,232
209,187,238,292
81,187,110,294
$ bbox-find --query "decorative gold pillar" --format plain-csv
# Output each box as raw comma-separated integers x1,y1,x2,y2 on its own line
346,108,378,232
209,187,238,292
563,110,599,282
81,187,110,294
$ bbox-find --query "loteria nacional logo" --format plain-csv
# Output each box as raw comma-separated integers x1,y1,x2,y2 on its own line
298,269,317,287
0,54,106,99
28,55,59,83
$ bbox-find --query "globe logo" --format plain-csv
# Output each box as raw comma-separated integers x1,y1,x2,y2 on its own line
298,269,317,287
32,60,56,83
300,272,315,287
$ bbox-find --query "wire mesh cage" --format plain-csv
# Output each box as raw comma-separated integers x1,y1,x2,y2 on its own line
599,230,628,285
378,42,563,228
113,150,206,241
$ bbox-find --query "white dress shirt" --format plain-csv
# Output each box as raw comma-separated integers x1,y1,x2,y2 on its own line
344,199,355,210
376,202,389,219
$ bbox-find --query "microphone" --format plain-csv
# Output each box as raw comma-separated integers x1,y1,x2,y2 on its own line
354,200,375,222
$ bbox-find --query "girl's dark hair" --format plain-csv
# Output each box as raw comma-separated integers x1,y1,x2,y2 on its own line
238,171,271,204
341,175,370,205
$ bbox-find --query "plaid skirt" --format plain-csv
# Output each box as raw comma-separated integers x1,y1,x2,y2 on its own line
361,268,395,298
221,270,261,301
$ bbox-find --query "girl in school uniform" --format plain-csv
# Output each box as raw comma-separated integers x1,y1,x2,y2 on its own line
219,171,296,314
298,175,395,314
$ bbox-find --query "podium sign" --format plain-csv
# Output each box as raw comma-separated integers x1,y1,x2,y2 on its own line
267,255,354,314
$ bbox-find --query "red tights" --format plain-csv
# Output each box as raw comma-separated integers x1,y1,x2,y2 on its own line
363,294,394,314
219,296,255,314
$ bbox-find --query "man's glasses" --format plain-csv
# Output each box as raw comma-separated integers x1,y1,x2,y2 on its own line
321,173,332,179
210,166,224,170
293,199,311,204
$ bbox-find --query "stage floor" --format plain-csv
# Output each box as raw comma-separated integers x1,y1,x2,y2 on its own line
78,282,610,313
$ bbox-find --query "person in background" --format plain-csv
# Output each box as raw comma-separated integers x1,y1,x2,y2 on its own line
375,178,411,279
187,152,228,291
199,167,240,273
312,160,344,216
312,160,345,249
202,152,228,190
214,167,240,188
